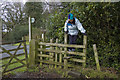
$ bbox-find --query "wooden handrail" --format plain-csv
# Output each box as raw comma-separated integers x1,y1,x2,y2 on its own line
38,42,85,48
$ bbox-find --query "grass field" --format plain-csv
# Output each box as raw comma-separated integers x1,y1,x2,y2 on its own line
1,55,28,75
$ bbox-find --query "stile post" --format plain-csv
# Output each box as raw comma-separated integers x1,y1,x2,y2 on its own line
59,47,62,68
93,44,101,71
40,33,45,66
42,33,45,42
64,33,68,69
83,35,87,67
49,39,53,68
29,39,37,68
55,39,58,68
40,45,43,66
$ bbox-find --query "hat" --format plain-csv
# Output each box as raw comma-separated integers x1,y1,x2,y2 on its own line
68,13,73,20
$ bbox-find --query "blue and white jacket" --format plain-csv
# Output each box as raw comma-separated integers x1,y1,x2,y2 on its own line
64,18,86,35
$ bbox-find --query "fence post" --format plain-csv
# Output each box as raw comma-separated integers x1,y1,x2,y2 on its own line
93,44,101,71
40,44,43,66
64,33,68,69
83,35,87,67
29,39,38,68
59,47,62,68
40,33,45,66
42,33,45,42
49,39,53,68
55,38,58,68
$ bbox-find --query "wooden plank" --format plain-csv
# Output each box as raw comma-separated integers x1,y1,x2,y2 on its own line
59,47,62,68
55,39,58,68
83,35,87,67
38,54,53,58
1,40,26,45
2,58,26,67
6,51,26,65
40,42,43,66
38,48,85,56
93,44,101,71
49,39,53,68
3,47,24,52
38,42,85,48
3,65,25,74
69,58,85,63
68,52,85,56
0,47,24,54
64,33,67,69
1,53,25,60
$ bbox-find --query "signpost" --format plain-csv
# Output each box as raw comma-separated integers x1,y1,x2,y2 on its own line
29,17,35,42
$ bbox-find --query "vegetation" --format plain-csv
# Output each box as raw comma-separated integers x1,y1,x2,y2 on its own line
29,65,118,78
3,25,29,42
45,2,120,71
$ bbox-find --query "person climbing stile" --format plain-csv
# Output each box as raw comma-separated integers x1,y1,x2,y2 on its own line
64,13,86,51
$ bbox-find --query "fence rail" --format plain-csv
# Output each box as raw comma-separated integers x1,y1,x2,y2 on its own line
29,34,87,69
38,42,85,48
1,40,26,45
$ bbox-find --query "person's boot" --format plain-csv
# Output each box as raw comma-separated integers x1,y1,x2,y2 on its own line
72,49,75,52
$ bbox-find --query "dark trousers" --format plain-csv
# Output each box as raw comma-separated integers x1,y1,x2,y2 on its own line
69,35,77,50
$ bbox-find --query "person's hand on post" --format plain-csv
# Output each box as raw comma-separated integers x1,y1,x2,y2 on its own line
65,31,68,34
82,33,87,36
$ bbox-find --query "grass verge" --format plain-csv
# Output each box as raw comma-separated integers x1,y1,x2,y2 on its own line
1,55,28,75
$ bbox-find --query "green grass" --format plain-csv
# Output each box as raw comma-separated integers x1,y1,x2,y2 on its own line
2,55,28,75
78,68,118,78
1,54,118,78
37,65,118,78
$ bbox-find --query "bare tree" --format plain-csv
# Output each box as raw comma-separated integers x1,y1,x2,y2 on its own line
0,2,25,32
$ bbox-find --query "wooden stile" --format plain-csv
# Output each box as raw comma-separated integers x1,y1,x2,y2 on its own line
29,34,87,69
